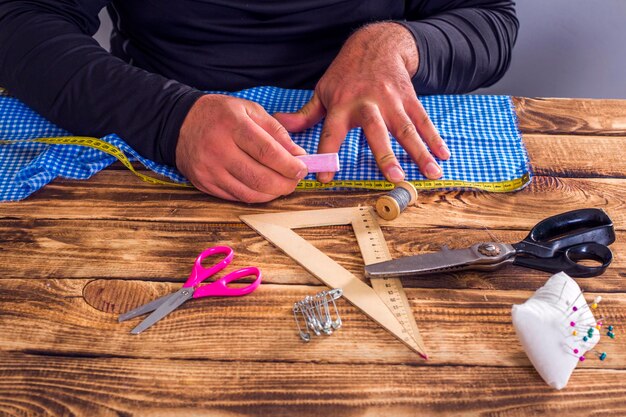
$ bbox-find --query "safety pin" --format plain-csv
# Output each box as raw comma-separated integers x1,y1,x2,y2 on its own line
292,288,343,342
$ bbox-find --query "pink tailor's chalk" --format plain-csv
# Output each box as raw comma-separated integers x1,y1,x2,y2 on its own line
296,153,340,173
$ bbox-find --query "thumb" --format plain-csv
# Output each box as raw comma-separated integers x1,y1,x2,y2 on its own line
274,93,325,132
249,109,308,157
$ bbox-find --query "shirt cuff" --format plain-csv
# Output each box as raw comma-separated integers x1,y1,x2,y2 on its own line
159,89,204,167
394,20,449,95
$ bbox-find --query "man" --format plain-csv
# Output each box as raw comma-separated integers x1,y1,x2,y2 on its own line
0,1,518,202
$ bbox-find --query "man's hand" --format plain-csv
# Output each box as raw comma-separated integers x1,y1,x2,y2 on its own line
176,94,308,203
274,22,450,183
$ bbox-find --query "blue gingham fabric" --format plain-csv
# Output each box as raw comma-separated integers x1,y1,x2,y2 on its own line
0,86,531,201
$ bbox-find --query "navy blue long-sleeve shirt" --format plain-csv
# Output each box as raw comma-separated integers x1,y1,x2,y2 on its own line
0,1,518,166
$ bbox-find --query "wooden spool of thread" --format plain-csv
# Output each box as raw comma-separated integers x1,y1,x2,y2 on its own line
375,181,418,220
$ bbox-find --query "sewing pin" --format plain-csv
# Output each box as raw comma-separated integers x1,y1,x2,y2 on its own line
577,296,603,314
557,280,568,303
569,321,596,331
565,290,585,316
570,317,606,331
568,346,580,355
589,350,608,361
566,345,586,362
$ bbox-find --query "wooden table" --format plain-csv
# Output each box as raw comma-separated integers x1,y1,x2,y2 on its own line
1,97,625,416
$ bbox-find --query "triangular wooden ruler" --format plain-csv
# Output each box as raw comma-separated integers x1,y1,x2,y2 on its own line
240,206,427,358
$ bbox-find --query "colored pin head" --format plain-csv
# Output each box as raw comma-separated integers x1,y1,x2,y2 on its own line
587,349,608,361
565,291,585,317
607,331,616,339
608,325,614,331
585,296,602,311
565,344,585,362
567,294,602,317
583,336,589,342
591,296,602,309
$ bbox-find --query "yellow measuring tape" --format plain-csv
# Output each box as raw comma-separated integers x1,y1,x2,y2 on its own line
0,135,530,192
0,136,193,188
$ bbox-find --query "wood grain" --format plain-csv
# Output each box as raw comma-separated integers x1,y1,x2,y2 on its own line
1,97,625,416
513,97,626,135
525,134,626,178
1,219,624,291
1,353,625,417
1,279,624,367
2,175,625,230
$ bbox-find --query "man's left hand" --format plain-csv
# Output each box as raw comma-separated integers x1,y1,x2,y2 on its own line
275,22,450,183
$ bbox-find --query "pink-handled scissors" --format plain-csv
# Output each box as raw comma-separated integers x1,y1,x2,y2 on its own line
118,246,262,334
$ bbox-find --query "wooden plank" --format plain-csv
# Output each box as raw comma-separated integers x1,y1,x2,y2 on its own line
1,174,625,229
1,279,623,367
1,353,625,417
1,219,624,291
525,134,626,178
514,97,626,135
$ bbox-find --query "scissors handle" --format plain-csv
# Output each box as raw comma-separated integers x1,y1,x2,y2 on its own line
513,242,613,277
193,266,262,298
514,208,615,258
184,246,234,288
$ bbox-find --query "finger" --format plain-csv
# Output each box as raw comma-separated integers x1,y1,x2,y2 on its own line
405,98,450,160
358,103,405,183
228,151,300,197
189,163,282,203
196,181,239,202
236,119,308,180
388,109,442,180
273,93,326,133
220,171,283,203
185,169,240,202
247,108,307,156
316,110,350,183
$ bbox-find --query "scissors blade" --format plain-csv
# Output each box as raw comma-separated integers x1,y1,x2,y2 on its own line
365,243,515,278
118,292,177,322
130,287,194,335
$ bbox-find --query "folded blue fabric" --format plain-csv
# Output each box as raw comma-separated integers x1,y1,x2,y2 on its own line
0,86,531,201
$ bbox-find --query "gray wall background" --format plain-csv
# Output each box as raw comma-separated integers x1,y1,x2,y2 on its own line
94,1,626,99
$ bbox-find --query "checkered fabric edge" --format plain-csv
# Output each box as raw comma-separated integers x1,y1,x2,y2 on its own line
0,86,531,201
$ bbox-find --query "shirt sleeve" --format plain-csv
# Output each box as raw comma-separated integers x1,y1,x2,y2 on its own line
398,0,519,94
0,0,203,166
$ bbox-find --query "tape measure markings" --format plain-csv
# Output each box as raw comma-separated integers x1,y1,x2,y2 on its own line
0,135,530,192
0,136,192,188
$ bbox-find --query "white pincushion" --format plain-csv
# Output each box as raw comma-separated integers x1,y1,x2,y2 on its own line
512,272,600,389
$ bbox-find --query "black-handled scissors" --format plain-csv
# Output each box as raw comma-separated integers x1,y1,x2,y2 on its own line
365,208,615,279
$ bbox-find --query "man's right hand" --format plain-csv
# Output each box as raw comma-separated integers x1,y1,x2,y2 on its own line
176,94,309,203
